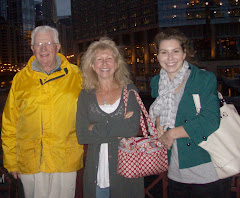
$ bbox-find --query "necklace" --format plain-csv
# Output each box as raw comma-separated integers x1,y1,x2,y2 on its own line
103,99,108,105
100,91,110,105
97,84,120,105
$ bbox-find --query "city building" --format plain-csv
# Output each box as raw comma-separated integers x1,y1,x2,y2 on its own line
71,0,240,104
34,0,44,26
158,0,240,106
0,0,59,68
41,0,57,27
57,16,77,64
71,0,159,92
0,0,35,67
0,19,17,65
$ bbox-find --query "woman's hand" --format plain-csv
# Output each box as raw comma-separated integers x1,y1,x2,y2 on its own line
155,117,165,137
124,111,133,119
159,126,189,150
159,130,175,150
88,124,94,131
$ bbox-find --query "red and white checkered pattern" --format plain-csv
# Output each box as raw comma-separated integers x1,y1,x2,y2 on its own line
117,88,168,178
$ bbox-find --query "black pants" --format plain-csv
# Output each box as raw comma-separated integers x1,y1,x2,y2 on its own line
168,178,232,198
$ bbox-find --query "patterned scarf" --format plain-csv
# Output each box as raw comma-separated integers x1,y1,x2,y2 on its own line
149,61,189,131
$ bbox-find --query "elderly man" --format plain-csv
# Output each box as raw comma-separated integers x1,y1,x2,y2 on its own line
1,26,84,198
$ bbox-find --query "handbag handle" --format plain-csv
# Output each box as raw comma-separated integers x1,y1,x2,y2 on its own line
192,94,201,114
123,87,157,138
193,92,226,113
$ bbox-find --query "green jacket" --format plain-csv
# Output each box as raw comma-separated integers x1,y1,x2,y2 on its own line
150,64,220,169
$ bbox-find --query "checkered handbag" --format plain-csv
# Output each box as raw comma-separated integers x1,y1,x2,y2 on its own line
117,88,168,178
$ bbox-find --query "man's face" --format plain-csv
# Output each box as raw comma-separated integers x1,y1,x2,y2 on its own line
31,31,61,72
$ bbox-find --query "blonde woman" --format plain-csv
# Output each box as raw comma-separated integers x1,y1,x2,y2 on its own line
76,37,144,198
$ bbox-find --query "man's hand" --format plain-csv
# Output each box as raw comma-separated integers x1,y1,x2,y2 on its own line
10,171,21,179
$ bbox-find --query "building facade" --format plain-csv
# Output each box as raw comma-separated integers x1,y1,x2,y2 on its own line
0,0,35,67
0,20,17,65
41,0,57,26
57,16,78,64
158,0,240,99
71,0,240,101
71,0,159,91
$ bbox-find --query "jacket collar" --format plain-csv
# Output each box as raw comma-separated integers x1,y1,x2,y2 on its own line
25,53,70,85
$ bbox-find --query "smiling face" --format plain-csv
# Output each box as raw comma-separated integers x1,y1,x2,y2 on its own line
93,49,117,81
31,30,61,72
157,39,186,81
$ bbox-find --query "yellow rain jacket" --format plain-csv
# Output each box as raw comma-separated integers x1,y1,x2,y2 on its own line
1,53,84,174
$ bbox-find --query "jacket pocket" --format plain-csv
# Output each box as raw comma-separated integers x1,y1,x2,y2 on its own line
65,138,84,169
16,140,40,173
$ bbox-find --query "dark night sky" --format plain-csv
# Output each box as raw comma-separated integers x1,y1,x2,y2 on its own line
38,0,71,16
56,0,71,16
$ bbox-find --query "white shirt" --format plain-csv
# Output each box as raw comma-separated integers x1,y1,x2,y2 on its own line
97,98,121,188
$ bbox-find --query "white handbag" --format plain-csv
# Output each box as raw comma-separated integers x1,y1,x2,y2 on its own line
193,92,240,179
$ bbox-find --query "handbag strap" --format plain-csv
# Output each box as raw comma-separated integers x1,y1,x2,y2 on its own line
192,94,201,114
218,92,226,107
193,92,227,114
123,87,157,137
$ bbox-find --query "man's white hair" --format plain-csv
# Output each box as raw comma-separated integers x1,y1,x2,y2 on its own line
31,26,59,45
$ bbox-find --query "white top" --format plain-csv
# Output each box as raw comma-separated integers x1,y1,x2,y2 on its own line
97,98,121,188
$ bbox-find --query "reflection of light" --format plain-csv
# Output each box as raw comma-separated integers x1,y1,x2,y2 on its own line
66,55,75,59
173,5,177,8
206,2,209,5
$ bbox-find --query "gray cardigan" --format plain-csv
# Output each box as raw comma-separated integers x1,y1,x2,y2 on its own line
76,84,144,198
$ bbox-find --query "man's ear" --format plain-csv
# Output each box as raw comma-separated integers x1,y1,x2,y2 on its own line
57,43,61,52
31,46,34,53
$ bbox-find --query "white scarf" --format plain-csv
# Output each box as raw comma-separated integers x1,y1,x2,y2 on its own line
149,61,189,131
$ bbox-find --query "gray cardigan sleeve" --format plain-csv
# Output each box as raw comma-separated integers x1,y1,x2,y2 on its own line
76,90,114,144
76,84,141,145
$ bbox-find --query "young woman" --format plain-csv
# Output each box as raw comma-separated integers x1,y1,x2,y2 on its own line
149,28,232,198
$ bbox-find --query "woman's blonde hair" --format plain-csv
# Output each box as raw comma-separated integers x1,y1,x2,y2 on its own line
80,37,132,91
